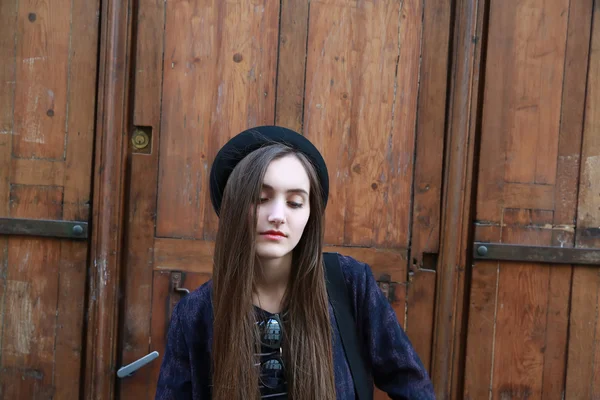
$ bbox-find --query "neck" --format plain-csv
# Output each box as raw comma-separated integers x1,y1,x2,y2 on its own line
253,252,292,313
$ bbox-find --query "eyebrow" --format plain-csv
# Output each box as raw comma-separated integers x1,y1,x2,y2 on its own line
261,184,309,196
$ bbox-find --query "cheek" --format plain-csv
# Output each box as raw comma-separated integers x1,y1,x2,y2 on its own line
295,210,311,235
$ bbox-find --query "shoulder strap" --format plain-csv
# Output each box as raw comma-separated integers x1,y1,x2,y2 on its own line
323,252,372,400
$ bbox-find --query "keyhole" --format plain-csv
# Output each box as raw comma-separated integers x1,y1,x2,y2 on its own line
131,130,150,149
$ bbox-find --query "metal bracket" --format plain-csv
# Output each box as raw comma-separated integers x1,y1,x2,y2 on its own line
0,217,88,240
170,271,190,295
474,242,600,265
376,274,396,304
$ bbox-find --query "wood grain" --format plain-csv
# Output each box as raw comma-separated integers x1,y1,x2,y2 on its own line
431,0,484,393
118,0,166,396
463,226,500,400
13,0,70,159
465,0,574,398
84,0,132,396
1,186,63,396
565,5,600,398
406,0,451,370
304,0,419,248
0,0,17,377
147,271,172,399
11,159,65,186
541,1,594,398
491,226,552,400
156,0,279,239
0,0,17,135
275,0,309,132
405,269,436,369
502,183,555,211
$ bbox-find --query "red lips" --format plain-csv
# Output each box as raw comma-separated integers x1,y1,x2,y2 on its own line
260,230,286,237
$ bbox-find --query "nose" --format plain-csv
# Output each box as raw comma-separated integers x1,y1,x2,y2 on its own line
267,199,286,225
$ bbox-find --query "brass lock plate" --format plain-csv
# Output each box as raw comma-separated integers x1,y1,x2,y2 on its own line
131,126,152,153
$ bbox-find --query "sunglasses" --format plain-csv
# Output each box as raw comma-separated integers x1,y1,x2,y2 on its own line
255,314,286,390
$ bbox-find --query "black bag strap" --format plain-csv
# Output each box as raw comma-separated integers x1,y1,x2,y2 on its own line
323,252,372,400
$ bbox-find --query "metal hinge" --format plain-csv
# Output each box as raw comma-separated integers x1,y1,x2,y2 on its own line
474,242,600,266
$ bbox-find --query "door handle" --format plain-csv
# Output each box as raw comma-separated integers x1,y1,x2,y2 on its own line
117,351,159,378
171,271,190,295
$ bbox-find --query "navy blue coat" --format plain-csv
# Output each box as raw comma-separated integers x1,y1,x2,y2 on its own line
155,254,435,399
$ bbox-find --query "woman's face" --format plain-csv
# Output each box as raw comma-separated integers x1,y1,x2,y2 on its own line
255,154,311,262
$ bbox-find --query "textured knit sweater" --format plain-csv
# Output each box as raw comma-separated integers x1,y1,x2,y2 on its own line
155,254,436,399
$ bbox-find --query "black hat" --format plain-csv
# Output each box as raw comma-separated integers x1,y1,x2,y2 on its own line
209,126,329,216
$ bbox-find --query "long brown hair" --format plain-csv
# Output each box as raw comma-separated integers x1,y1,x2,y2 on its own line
212,142,336,400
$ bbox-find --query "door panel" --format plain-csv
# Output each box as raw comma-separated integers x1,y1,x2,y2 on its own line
463,0,598,399
118,0,449,398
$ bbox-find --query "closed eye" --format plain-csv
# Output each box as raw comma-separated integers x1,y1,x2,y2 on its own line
288,201,303,209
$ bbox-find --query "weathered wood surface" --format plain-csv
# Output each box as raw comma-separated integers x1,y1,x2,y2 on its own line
119,0,447,398
463,0,596,399
84,0,130,397
565,4,600,399
0,0,99,398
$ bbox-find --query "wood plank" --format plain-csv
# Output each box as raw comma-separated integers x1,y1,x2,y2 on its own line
84,0,131,396
275,0,309,132
539,264,570,400
553,0,594,226
503,183,555,211
11,159,65,186
2,186,63,396
0,0,17,135
410,0,450,260
0,367,49,399
61,0,99,223
406,269,435,370
432,0,485,393
154,237,408,281
503,0,568,185
305,0,420,248
475,0,513,223
541,2,594,397
155,0,279,238
0,0,18,376
119,0,166,397
565,268,600,399
463,225,501,400
154,238,215,274
54,0,100,392
303,2,352,245
566,6,600,398
491,225,553,400
13,0,71,159
406,0,450,370
147,271,171,400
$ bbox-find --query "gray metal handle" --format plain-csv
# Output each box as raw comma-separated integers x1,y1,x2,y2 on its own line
117,351,159,378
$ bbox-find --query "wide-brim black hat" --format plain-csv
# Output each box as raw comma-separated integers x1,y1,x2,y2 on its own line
209,125,329,216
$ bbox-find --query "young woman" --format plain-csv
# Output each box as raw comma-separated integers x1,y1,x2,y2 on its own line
155,126,435,400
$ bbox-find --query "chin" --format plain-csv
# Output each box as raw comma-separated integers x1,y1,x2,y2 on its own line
255,245,292,260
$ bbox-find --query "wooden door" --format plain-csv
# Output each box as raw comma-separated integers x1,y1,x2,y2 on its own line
463,1,600,399
0,0,99,397
115,0,451,398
